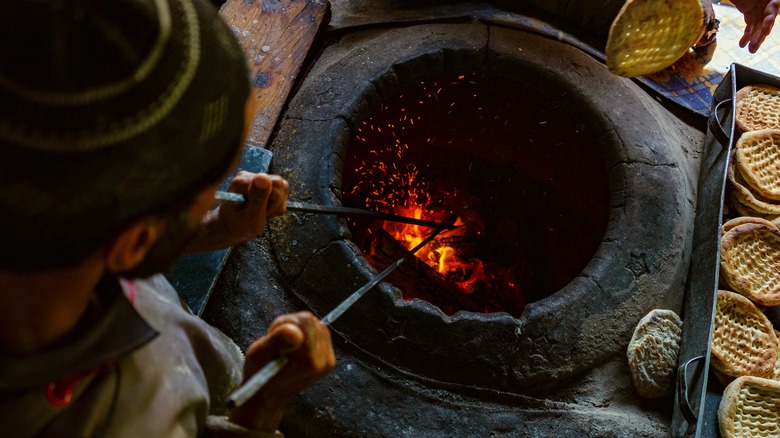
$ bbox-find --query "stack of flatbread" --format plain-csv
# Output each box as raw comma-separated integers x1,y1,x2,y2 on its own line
728,129,780,223
711,284,780,437
728,84,780,224
717,82,780,436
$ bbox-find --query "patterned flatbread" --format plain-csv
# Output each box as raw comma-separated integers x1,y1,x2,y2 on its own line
710,290,777,378
736,85,780,133
626,309,683,398
734,129,780,201
718,376,780,438
720,222,780,306
769,330,780,381
729,157,780,214
606,0,704,77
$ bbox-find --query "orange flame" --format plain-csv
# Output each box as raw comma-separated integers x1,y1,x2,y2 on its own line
374,178,485,291
348,76,491,291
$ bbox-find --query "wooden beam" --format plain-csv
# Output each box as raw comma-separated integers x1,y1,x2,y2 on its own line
220,0,330,147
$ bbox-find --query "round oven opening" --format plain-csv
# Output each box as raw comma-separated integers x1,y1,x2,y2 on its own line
342,70,610,318
268,24,696,392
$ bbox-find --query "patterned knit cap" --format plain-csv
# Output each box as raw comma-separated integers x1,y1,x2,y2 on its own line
0,0,250,270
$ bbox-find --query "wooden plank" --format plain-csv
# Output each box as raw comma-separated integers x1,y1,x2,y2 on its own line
220,0,330,147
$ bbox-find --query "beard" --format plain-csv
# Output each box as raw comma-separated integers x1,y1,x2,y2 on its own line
119,210,200,279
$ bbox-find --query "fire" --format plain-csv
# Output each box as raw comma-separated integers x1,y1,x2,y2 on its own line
343,70,610,316
364,171,487,291
344,74,497,292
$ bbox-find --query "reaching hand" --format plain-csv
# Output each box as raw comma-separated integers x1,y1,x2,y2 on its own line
229,312,336,432
729,0,780,52
189,172,289,252
219,171,289,241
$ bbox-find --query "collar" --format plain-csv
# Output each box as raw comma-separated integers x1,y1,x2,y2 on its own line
0,275,158,389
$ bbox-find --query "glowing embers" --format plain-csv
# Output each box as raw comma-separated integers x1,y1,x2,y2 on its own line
343,71,610,317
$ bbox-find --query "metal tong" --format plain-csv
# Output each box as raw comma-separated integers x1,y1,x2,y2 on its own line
214,191,456,230
216,190,454,407
225,227,444,408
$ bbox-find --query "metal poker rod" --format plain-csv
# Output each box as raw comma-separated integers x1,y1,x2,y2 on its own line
225,227,444,408
215,191,456,230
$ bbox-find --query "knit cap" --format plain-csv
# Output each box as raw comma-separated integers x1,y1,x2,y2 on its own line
0,0,250,270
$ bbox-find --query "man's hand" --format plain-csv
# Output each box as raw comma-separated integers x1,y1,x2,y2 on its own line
229,312,336,432
188,172,289,252
730,0,780,52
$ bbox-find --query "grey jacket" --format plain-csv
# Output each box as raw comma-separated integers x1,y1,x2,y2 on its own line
0,274,281,437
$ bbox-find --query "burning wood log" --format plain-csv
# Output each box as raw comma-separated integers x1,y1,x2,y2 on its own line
365,228,482,315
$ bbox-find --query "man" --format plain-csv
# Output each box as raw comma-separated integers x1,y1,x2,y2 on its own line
0,0,335,436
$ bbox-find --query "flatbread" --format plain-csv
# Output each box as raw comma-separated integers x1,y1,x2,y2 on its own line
720,222,780,306
721,216,779,236
729,157,780,214
734,129,780,201
729,192,780,225
605,0,704,77
718,376,780,438
736,85,780,133
710,290,777,378
626,309,682,398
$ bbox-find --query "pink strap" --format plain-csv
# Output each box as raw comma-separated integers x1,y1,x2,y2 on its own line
121,279,136,305
45,366,102,407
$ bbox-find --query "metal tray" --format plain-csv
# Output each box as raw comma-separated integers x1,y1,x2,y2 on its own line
672,63,780,437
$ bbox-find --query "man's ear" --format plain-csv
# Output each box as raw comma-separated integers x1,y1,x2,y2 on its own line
104,217,167,273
